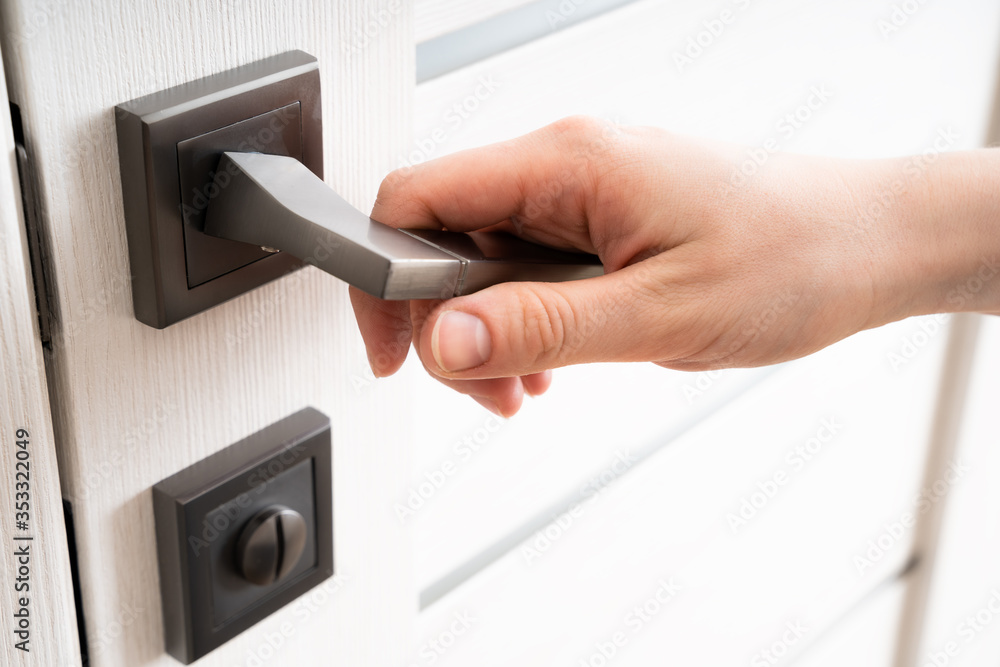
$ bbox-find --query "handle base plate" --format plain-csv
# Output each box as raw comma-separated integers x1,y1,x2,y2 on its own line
115,50,322,328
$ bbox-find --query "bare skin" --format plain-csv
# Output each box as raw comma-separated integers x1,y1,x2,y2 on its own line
350,116,1000,417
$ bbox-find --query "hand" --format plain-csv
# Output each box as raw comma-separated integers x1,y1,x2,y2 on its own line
351,116,1000,416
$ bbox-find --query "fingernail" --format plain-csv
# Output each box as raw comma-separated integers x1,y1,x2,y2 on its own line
472,395,503,417
432,311,491,372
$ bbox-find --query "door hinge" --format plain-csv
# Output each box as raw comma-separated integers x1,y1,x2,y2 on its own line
10,102,53,348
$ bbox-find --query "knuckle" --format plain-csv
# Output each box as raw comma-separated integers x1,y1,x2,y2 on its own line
509,286,579,368
374,167,430,227
547,114,606,142
546,115,625,192
375,169,409,204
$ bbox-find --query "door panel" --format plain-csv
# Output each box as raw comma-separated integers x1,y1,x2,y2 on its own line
0,2,415,665
409,0,1000,605
414,0,1000,157
409,364,770,594
0,59,81,666
410,321,946,665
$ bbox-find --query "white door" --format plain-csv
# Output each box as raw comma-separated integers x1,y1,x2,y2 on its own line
1,2,417,666
2,1,999,666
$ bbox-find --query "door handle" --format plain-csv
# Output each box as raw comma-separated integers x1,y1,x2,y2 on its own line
203,151,603,300
114,50,600,327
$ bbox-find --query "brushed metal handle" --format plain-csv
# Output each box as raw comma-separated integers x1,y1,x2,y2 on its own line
203,152,603,300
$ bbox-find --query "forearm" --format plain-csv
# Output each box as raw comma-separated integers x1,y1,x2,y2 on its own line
867,148,1000,322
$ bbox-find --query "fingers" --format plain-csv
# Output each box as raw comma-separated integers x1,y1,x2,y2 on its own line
415,256,689,379
522,370,553,396
354,116,635,404
371,116,619,254
351,285,553,415
427,375,527,418
349,287,412,377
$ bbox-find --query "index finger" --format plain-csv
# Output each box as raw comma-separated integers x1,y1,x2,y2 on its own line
370,116,612,253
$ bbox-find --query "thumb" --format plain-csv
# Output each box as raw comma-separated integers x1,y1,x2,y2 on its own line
416,259,680,378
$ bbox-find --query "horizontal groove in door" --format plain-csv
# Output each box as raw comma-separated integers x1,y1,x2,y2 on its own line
410,317,947,664
407,361,773,595
416,0,639,82
792,575,908,667
418,366,777,609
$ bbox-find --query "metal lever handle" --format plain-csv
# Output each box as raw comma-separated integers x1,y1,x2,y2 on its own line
203,152,603,300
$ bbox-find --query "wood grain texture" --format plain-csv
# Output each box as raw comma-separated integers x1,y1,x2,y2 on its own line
0,57,82,667
409,0,1000,597
0,1,415,665
416,0,537,42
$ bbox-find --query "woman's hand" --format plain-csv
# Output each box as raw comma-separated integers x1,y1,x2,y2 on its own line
351,116,1000,416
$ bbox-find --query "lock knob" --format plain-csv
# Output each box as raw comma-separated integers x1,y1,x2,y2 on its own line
235,505,308,586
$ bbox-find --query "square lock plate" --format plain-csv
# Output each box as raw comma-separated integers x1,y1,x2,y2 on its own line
115,50,323,328
177,102,303,288
152,407,333,664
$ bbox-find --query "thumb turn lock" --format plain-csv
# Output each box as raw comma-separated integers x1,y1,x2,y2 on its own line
235,505,308,587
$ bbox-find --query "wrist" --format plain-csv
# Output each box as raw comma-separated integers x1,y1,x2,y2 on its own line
857,148,1000,323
